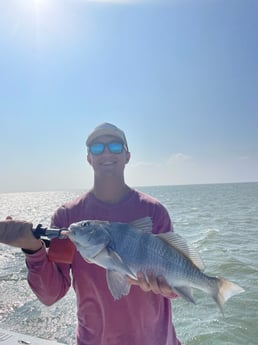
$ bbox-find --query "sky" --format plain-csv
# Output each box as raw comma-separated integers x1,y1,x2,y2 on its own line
0,0,257,193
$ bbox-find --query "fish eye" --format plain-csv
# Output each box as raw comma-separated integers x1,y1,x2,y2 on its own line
82,221,91,227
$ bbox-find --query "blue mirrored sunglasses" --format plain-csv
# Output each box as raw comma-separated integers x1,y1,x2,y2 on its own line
89,142,125,155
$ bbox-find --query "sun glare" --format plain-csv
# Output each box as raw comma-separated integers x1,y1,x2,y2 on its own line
12,0,70,53
33,0,52,15
10,0,88,56
33,0,46,7
16,0,53,19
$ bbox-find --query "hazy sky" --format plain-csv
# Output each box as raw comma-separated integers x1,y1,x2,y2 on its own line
0,0,257,193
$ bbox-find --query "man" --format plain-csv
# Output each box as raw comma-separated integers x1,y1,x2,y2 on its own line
1,123,181,345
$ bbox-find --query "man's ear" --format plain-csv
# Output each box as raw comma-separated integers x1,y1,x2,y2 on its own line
125,152,131,164
87,154,92,166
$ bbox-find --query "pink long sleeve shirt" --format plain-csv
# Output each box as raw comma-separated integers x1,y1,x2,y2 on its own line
25,189,181,345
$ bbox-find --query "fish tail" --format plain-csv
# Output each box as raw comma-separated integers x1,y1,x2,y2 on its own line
212,277,244,314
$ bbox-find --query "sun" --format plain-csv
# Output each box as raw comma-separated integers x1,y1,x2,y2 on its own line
8,0,85,56
33,0,45,6
32,0,52,15
18,0,56,17
10,0,68,51
13,0,53,21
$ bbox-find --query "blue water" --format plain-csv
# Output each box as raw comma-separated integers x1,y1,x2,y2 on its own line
0,182,257,344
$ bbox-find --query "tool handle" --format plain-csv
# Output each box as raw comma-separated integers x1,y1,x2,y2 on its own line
32,224,67,240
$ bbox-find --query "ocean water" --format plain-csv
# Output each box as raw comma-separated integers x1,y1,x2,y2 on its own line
0,182,257,345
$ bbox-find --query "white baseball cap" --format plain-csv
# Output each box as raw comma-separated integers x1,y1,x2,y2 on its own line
86,123,128,151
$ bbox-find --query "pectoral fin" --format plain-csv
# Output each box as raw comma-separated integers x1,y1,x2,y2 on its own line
106,270,131,300
107,249,135,277
90,247,135,278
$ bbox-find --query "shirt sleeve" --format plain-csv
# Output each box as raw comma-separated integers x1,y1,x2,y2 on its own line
152,201,173,234
24,208,72,306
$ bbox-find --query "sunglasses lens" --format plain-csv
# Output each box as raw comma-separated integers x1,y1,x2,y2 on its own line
109,142,123,154
90,143,105,155
89,142,124,155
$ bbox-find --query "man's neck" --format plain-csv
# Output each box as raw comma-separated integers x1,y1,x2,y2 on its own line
92,178,131,204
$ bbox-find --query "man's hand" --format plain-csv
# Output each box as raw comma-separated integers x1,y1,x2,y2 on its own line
0,219,42,251
127,272,177,299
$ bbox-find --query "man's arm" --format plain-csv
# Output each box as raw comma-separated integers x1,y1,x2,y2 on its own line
25,245,72,306
0,219,72,306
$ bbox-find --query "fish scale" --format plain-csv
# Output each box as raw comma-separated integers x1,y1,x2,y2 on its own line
108,225,169,275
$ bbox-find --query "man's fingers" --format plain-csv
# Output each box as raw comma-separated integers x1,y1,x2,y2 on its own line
127,271,175,298
147,272,161,294
157,276,173,295
136,272,151,291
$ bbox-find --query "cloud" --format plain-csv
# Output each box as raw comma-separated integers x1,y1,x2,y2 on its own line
126,151,258,187
127,153,196,186
167,153,192,164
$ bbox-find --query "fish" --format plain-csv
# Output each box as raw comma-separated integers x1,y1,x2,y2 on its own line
65,217,244,313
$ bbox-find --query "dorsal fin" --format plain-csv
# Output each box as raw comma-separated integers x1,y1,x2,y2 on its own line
157,232,205,271
130,217,153,233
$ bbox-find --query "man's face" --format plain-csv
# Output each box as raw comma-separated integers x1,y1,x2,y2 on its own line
87,135,130,177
